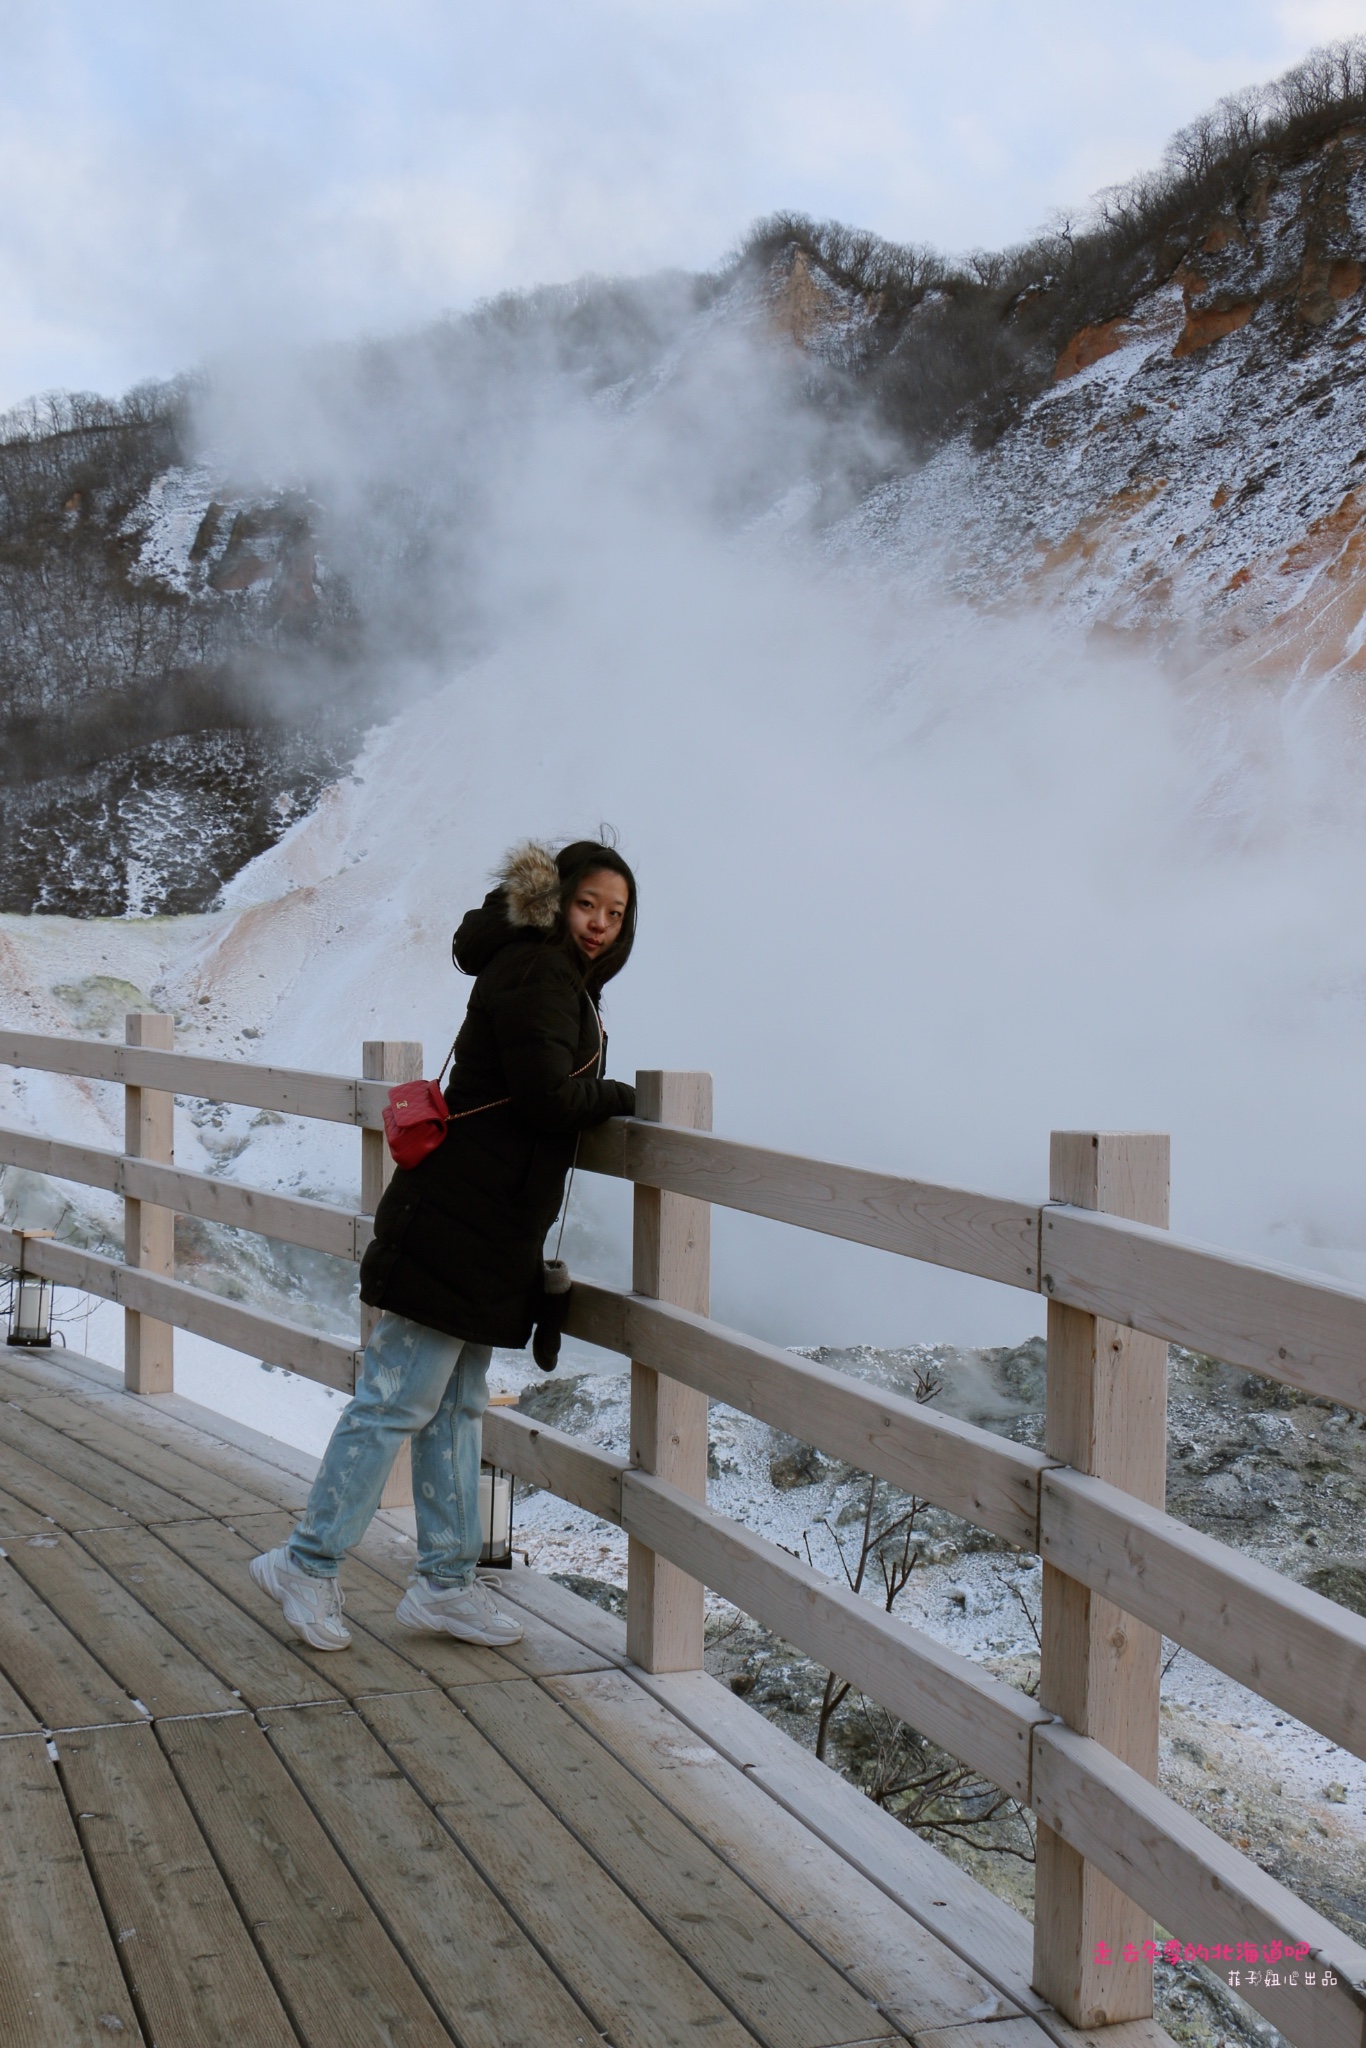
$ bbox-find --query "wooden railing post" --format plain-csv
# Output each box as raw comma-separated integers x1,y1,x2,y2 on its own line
362,1039,423,1510
123,1011,175,1394
627,1070,712,1672
1034,1131,1171,2028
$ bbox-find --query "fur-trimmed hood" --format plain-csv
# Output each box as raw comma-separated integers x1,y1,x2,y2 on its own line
452,840,567,977
499,841,561,931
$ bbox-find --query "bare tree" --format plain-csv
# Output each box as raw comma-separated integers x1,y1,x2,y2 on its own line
804,1361,942,1762
802,1366,1037,1868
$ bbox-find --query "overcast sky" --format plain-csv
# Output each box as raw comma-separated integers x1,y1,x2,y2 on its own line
1,0,1362,409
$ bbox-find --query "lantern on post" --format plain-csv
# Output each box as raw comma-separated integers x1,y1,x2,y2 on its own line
479,1463,514,1568
7,1231,55,1348
480,1392,517,1569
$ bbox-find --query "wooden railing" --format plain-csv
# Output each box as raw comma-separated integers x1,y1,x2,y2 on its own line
2,1021,1366,2048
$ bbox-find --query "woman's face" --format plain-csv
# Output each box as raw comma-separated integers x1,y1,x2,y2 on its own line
566,868,629,965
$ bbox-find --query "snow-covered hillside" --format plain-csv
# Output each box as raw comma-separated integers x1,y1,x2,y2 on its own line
834,124,1366,685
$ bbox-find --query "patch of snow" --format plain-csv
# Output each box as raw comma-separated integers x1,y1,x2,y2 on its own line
121,466,219,592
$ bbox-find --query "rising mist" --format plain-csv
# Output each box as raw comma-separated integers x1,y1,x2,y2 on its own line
164,286,1366,1351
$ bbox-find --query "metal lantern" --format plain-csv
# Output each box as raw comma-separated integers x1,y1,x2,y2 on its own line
479,1463,514,1568
7,1232,55,1347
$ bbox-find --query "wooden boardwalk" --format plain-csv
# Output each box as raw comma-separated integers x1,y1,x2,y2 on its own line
0,1345,1157,2048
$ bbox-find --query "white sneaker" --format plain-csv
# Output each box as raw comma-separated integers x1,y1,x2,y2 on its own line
250,1546,351,1651
394,1576,525,1645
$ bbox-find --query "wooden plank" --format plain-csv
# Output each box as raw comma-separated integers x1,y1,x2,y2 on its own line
579,1119,1040,1290
0,1350,314,1512
0,1553,144,1731
134,1157,363,1261
112,1407,316,1514
3,1526,240,1720
2,1387,282,1521
261,1700,601,2044
1042,1204,1366,1414
494,1560,631,1666
0,1125,365,1260
1042,1467,1366,1764
0,1028,378,1126
568,1281,1045,1550
455,1676,893,2048
1035,1134,1169,2029
0,1638,41,1734
627,1070,712,1676
360,1687,758,2048
118,1262,360,1395
471,1600,613,1683
1037,2024,1176,2048
157,1710,451,2046
915,2025,1052,2048
0,1399,204,1523
75,1522,341,1712
481,1402,627,1524
1032,1722,1366,2048
50,1362,318,1510
634,1680,1179,2048
632,1665,1051,2023
0,1732,146,2046
152,1515,440,1703
621,1469,1044,1799
547,1668,1019,2035
0,1435,137,1533
124,1009,176,1395
0,1125,122,1193
59,1722,297,2046
0,1483,63,1538
0,1027,134,1088
0,1228,360,1393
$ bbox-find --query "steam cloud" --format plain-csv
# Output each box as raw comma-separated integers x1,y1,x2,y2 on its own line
141,302,1366,1344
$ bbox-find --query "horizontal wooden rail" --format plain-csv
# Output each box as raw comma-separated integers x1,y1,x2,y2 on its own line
1041,1467,1366,1765
481,1405,627,1525
0,1030,391,1129
1044,1205,1366,1414
620,1468,1044,1797
1033,1723,1366,2048
579,1120,1040,1290
0,1124,371,1262
566,1280,1046,1549
0,1226,359,1392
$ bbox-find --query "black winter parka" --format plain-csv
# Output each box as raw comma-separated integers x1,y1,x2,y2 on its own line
358,872,635,1347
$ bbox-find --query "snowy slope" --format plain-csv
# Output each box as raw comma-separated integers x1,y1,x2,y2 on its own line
835,127,1366,684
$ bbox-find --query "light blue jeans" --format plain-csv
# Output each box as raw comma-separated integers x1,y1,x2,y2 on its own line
289,1311,492,1588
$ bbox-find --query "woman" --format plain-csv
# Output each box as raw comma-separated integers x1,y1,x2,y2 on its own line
251,838,637,1651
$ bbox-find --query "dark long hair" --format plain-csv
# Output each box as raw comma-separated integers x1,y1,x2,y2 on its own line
555,840,637,991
